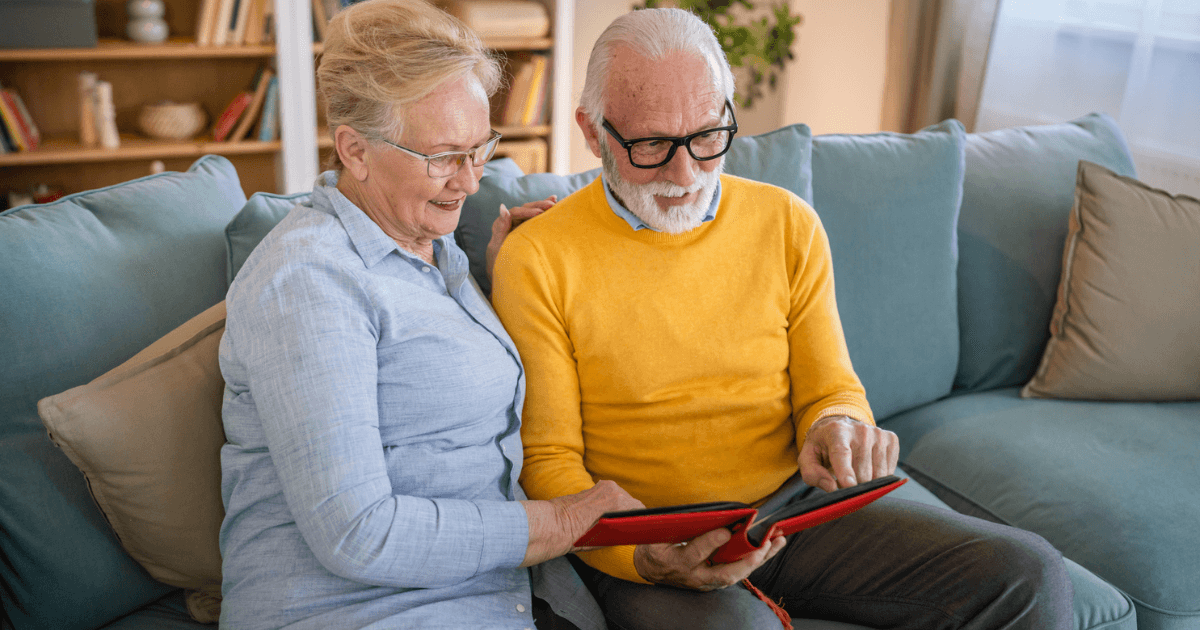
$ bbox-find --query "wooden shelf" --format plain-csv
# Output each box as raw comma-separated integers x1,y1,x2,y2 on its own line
312,35,552,56
315,125,552,149
496,125,552,138
0,38,276,62
0,134,281,166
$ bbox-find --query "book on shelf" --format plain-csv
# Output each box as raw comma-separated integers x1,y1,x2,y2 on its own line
501,58,534,127
2,89,41,151
575,473,907,564
211,0,238,45
212,93,253,143
312,0,347,42
78,72,99,148
0,89,35,152
93,81,120,150
501,53,549,127
195,0,219,45
231,0,255,45
521,54,548,127
230,67,275,142
0,105,15,153
311,0,328,42
243,0,269,46
257,75,280,141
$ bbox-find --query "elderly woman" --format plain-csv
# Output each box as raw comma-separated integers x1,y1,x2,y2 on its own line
216,1,639,628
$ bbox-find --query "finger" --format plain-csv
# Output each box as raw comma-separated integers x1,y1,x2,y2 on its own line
684,527,733,561
827,434,857,489
886,431,900,474
798,445,838,493
852,429,874,486
762,535,787,561
872,432,888,480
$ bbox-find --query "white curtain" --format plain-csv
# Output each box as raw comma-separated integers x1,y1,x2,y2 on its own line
975,0,1200,197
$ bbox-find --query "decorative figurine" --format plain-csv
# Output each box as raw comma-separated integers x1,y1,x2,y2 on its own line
126,0,169,44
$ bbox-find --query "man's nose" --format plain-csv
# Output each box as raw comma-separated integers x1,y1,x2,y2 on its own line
659,145,698,188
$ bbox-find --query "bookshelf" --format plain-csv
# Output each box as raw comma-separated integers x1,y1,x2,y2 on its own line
0,0,573,202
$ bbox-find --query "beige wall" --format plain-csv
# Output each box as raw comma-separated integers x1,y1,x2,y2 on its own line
568,0,892,172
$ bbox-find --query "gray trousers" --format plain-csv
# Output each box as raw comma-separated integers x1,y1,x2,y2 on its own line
567,497,1074,630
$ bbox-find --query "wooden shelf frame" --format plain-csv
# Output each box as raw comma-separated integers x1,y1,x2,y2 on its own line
0,135,281,166
0,38,277,62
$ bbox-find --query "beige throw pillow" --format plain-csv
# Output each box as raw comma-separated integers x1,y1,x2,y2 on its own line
1023,161,1200,400
37,301,227,596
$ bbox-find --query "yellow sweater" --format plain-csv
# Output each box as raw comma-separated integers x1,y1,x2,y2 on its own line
492,175,873,582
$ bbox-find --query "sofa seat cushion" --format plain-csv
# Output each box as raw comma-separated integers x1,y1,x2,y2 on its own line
97,591,212,630
0,155,245,630
884,388,1200,630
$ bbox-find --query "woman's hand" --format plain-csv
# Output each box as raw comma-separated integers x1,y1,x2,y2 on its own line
521,480,643,567
486,195,557,282
633,532,786,591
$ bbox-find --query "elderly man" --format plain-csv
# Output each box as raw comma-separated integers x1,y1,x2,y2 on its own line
493,8,1073,629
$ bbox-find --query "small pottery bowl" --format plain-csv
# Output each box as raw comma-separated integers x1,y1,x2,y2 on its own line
138,101,207,141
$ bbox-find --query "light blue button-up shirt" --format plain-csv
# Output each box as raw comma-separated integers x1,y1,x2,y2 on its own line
218,172,571,629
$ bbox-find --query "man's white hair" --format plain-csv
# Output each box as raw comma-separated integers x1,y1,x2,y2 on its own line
579,8,736,129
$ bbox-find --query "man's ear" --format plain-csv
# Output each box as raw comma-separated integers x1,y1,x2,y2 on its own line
335,124,371,182
576,107,602,159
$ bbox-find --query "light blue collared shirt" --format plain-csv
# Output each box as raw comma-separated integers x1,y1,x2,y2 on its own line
218,171,572,629
601,174,722,231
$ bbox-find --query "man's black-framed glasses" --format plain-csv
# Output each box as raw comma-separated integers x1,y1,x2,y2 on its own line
377,129,503,178
601,100,738,169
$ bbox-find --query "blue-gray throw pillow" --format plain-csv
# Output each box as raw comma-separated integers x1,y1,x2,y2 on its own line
458,123,815,296
811,120,966,421
226,191,311,283
953,113,1137,392
0,155,245,629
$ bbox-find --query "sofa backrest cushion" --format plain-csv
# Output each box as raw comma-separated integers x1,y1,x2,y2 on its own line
457,123,815,296
811,120,966,420
0,155,245,629
226,191,311,283
953,113,1137,392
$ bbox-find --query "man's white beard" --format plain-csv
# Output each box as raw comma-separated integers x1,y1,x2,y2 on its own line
601,142,723,234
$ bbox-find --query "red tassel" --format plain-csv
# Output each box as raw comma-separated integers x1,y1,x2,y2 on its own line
742,578,792,630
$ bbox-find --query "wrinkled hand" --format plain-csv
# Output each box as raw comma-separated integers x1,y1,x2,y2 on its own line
799,415,899,492
485,195,557,281
522,480,642,567
633,530,786,591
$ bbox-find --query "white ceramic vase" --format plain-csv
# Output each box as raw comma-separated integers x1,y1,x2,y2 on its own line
127,0,169,43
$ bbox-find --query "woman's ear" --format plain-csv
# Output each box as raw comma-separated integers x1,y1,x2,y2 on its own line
335,124,371,181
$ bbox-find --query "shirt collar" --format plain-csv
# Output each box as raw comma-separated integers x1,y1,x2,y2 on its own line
600,174,721,232
314,170,454,270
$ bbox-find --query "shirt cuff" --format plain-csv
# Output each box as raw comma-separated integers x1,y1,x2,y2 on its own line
475,499,531,572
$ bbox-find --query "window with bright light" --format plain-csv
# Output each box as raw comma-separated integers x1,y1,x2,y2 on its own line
976,0,1200,197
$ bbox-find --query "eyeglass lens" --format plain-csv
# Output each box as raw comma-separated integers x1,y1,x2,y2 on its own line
427,134,501,177
629,129,732,167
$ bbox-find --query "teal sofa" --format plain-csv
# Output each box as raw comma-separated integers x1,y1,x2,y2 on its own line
0,114,1192,630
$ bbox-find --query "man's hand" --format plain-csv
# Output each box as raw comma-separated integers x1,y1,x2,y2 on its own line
485,196,557,281
799,415,899,492
633,530,786,591
521,480,643,567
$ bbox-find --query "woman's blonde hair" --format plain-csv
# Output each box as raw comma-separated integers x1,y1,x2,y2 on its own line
317,0,502,170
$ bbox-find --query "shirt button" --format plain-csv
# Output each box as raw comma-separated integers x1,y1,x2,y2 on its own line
516,604,526,613
422,266,431,273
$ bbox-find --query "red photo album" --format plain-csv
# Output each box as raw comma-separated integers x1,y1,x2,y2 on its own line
574,473,907,564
